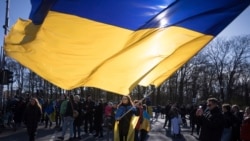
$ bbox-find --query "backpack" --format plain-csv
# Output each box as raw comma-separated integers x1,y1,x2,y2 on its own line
60,100,68,115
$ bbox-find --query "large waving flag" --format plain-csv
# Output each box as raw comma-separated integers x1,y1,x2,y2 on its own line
4,0,250,95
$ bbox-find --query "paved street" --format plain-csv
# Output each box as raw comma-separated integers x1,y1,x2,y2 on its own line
148,118,199,141
0,117,199,141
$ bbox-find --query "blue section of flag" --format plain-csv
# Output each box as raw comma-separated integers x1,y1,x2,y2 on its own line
51,0,173,31
29,0,56,24
29,0,250,35
29,0,175,28
140,0,250,36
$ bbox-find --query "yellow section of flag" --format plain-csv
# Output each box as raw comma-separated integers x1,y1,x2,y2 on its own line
5,11,212,95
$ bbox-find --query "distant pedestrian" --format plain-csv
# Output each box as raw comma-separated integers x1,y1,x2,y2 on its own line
231,104,244,141
73,95,82,139
13,97,26,129
55,98,62,129
93,99,104,139
23,97,42,141
43,99,53,128
59,95,68,131
57,95,76,141
155,105,161,121
180,105,187,127
221,104,234,141
104,101,113,128
169,105,181,138
83,95,95,135
190,105,200,135
163,101,172,129
140,104,151,141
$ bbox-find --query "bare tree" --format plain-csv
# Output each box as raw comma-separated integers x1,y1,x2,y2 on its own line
203,36,250,102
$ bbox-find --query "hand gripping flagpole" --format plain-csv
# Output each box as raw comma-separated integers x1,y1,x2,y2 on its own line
117,90,153,120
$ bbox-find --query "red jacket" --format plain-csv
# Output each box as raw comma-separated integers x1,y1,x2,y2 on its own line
104,105,112,117
241,117,250,141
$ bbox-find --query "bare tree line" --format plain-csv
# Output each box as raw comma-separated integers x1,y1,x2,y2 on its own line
3,35,250,106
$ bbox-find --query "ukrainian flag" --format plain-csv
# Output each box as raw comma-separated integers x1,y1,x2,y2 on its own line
4,0,250,95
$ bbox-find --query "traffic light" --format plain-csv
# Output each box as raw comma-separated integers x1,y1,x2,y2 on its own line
0,69,14,84
7,70,14,84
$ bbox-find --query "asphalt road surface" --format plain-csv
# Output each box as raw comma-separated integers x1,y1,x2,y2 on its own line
0,117,199,141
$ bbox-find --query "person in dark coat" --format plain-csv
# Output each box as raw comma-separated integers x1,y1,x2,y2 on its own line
83,95,95,134
231,104,244,141
73,95,82,139
196,98,224,141
163,101,172,129
221,104,235,141
13,97,26,129
190,105,200,135
93,99,104,138
23,97,42,141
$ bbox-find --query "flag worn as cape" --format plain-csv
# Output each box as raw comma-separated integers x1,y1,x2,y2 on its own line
140,110,151,132
4,0,250,95
114,116,139,141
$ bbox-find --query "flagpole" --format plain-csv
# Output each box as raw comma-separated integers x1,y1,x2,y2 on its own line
1,0,9,68
0,0,10,111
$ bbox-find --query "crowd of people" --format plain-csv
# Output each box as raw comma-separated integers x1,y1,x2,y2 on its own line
0,94,250,141
159,98,250,141
0,94,151,141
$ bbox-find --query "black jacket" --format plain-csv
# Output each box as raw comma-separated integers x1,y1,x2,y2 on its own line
64,101,77,117
223,111,235,128
198,106,224,141
23,104,42,131
74,101,83,126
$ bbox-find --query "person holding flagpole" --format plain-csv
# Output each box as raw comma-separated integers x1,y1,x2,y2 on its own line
114,95,138,141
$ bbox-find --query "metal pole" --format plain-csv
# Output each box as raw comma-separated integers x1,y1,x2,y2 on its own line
4,0,10,35
1,0,9,67
1,0,10,111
